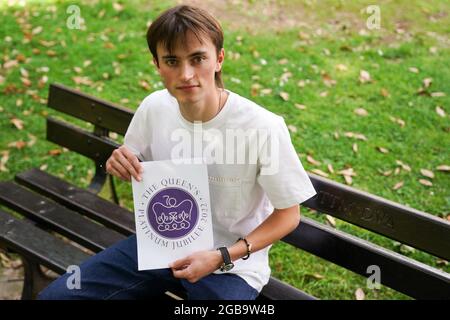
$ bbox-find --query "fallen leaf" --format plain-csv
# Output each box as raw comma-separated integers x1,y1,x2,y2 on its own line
400,244,416,254
287,125,297,133
420,169,434,179
390,116,405,127
436,165,450,172
48,149,62,156
431,92,445,97
419,179,432,187
10,118,24,130
72,76,93,86
381,170,392,176
280,92,289,101
307,155,321,166
359,70,371,83
436,106,446,117
338,168,357,176
311,169,329,177
139,80,151,91
113,2,124,12
355,288,365,300
336,64,347,71
0,151,9,172
8,141,27,149
27,134,37,147
40,164,48,171
395,160,411,172
377,147,389,154
295,103,306,110
423,78,432,88
325,215,336,227
3,60,19,69
278,58,289,65
327,164,334,174
408,67,419,73
46,50,57,57
393,181,404,190
352,143,358,153
32,26,43,35
354,108,368,116
380,88,390,97
343,175,353,185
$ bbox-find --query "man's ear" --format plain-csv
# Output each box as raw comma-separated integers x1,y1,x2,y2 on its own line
215,48,225,72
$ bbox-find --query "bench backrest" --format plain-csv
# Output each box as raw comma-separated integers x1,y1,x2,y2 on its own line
46,83,450,299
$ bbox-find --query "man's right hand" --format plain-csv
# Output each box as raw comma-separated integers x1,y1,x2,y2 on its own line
105,145,143,182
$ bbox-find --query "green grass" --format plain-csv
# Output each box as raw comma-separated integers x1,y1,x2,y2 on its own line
0,0,449,299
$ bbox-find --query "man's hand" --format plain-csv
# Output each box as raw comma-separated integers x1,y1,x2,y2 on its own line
170,250,223,283
106,145,143,182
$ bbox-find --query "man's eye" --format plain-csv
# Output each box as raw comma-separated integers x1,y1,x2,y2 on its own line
193,56,205,63
166,60,177,66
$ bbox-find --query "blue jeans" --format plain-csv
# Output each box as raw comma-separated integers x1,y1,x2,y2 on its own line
38,235,258,300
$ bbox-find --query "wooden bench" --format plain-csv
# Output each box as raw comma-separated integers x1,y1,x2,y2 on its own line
0,83,449,300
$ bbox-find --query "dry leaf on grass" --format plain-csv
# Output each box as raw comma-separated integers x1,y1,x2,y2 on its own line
359,70,371,83
377,147,389,154
354,108,368,116
311,169,329,178
355,288,365,300
10,118,24,130
436,165,450,172
435,106,446,117
420,169,434,179
393,181,404,190
418,179,432,187
306,155,321,166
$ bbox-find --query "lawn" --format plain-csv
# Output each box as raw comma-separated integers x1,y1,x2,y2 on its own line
0,0,449,299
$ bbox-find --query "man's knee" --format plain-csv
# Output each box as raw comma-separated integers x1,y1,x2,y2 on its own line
37,275,76,300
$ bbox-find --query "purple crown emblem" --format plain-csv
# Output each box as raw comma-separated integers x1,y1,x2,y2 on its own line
147,188,198,239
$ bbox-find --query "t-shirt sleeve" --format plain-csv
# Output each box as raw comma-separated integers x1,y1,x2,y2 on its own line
256,117,316,209
123,99,150,162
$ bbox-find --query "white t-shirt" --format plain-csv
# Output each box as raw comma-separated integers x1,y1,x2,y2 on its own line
124,89,317,292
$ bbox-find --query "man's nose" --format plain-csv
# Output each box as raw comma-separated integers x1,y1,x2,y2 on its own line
180,62,194,81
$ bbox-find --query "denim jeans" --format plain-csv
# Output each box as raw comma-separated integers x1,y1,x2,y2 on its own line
38,235,258,300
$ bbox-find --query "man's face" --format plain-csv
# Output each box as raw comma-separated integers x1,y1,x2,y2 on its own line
154,31,224,105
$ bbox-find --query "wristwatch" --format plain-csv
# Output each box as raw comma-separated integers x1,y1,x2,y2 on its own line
217,247,234,272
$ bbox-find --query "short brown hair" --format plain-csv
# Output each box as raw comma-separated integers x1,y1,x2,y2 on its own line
146,5,224,88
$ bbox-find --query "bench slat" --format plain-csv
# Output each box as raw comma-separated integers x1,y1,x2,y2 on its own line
15,168,135,236
260,277,317,300
48,83,133,135
304,173,450,261
47,117,120,164
283,217,450,300
0,181,126,252
0,209,89,274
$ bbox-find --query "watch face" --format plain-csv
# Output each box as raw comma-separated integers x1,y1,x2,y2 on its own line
221,263,234,272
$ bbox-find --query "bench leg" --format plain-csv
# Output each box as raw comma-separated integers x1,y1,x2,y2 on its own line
21,257,54,300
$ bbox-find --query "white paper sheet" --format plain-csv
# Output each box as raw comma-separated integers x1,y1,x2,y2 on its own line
131,160,214,270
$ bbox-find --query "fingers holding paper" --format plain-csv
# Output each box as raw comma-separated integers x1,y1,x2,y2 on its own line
106,145,143,181
170,250,222,283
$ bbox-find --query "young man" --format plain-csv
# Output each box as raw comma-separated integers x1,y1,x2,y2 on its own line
39,5,316,300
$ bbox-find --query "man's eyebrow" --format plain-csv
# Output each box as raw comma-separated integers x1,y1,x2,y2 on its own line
162,51,208,59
